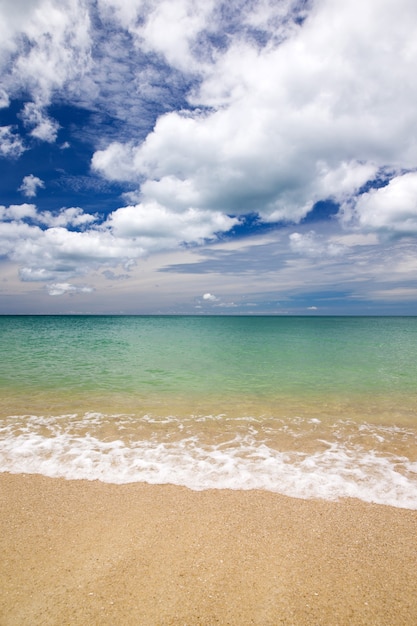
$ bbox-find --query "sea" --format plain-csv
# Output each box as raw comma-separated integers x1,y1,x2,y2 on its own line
1,315,416,509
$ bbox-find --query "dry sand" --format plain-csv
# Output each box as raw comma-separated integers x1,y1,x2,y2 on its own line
1,473,416,625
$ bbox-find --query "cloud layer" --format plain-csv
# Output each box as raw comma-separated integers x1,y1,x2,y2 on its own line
1,0,417,311
92,0,417,227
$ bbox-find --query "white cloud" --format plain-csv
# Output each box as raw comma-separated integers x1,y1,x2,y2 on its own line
2,0,417,311
92,0,417,230
0,204,121,281
97,0,306,75
289,231,345,257
0,202,96,228
38,207,97,228
46,282,94,296
0,126,25,158
0,203,38,221
106,201,238,246
18,174,45,198
341,172,417,236
3,0,417,236
91,141,139,182
0,218,43,257
0,0,43,55
96,0,142,26
7,226,134,282
97,0,213,74
1,210,417,311
0,199,236,286
21,103,60,143
202,292,218,301
135,0,214,72
0,0,92,126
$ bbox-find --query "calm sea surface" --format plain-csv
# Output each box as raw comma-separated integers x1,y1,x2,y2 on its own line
1,315,416,508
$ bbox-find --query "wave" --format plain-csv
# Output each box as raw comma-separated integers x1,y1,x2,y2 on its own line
1,412,416,509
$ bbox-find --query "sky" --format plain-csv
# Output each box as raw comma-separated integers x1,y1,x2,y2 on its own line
1,0,417,315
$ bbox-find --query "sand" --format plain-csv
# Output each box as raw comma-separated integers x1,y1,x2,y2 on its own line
0,473,416,625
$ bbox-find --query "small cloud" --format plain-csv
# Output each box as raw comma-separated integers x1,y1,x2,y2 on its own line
46,283,94,296
60,141,70,149
21,103,60,143
307,306,318,310
18,174,45,198
0,126,26,159
203,292,218,301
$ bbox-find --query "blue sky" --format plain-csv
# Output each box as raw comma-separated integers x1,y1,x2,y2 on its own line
1,0,417,314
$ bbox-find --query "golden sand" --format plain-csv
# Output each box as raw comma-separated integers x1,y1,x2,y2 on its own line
1,473,416,625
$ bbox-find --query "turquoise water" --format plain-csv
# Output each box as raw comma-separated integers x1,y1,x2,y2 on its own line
1,315,417,507
2,315,416,403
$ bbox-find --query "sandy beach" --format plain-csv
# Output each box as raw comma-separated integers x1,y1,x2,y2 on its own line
1,473,416,625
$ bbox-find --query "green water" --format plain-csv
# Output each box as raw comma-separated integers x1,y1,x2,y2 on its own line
1,316,417,506
1,315,416,420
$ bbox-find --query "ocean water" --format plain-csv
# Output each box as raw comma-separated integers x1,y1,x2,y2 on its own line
1,315,416,508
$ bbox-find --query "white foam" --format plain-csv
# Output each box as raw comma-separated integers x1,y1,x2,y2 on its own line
1,412,417,509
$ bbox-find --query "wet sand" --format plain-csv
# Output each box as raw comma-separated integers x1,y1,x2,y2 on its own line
1,473,416,625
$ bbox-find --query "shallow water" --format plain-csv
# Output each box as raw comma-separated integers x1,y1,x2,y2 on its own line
1,315,416,508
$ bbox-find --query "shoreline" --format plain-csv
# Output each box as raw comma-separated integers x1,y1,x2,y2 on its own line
1,473,416,625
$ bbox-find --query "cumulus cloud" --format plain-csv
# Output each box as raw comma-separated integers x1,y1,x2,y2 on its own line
0,202,96,228
0,219,43,257
0,126,25,159
4,0,417,231
106,202,238,245
202,292,218,301
18,174,45,198
0,203,38,221
38,207,98,228
0,204,112,282
92,0,417,229
7,226,129,284
0,199,236,286
1,0,417,310
341,172,417,236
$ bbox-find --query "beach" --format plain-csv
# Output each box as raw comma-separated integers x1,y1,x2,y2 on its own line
1,473,416,625
1,316,417,623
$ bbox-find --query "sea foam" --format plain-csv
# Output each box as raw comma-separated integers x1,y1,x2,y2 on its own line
1,412,416,509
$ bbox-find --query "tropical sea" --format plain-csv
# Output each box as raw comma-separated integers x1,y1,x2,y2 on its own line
0,315,416,509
